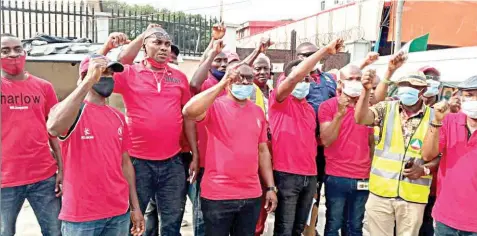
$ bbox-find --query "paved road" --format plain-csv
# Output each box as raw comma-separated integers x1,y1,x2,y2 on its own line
16,195,369,236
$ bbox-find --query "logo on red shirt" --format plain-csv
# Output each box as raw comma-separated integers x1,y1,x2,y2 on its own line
81,128,94,140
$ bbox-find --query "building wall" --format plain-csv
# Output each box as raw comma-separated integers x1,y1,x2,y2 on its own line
26,57,201,112
237,0,383,50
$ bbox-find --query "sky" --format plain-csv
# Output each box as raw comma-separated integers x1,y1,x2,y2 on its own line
122,0,324,24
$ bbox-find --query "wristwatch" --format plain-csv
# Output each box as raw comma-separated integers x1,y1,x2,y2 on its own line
266,186,278,193
423,166,431,175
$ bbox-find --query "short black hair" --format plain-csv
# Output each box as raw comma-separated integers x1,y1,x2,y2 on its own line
284,59,303,77
171,45,180,56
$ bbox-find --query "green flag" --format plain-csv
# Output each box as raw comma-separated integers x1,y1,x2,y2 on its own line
400,33,429,53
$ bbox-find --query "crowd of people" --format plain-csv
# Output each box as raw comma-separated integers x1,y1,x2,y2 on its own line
1,22,476,236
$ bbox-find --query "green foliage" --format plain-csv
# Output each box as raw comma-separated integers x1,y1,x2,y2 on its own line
102,0,217,56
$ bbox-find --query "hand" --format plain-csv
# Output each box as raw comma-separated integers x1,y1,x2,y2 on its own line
364,52,379,66
433,100,450,123
264,191,278,213
85,58,108,83
362,69,376,91
258,37,273,53
326,38,344,55
209,39,225,56
188,153,199,183
337,94,350,116
105,32,130,50
449,90,461,113
146,23,161,31
130,210,145,236
403,163,425,180
222,63,242,85
388,51,407,72
212,22,226,40
55,171,63,197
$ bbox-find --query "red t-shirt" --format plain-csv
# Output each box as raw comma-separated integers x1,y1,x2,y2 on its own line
1,75,58,187
199,96,266,200
196,75,227,167
269,91,317,176
113,63,191,160
318,97,371,179
58,101,131,222
432,112,477,232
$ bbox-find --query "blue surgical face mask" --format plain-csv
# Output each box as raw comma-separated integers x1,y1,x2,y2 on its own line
397,86,420,106
211,68,226,81
231,84,254,100
423,80,440,97
291,82,310,99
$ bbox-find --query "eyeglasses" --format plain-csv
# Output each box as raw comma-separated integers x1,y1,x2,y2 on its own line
297,52,315,58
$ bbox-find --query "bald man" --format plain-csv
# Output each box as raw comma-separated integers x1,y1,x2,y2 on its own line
318,65,373,236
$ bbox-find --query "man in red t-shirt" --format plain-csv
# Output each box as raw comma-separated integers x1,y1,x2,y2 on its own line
318,65,372,235
269,39,343,236
98,26,195,235
47,55,144,235
182,64,278,236
1,34,62,236
422,76,477,236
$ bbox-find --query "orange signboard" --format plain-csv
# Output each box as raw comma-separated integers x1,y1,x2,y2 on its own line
388,1,477,47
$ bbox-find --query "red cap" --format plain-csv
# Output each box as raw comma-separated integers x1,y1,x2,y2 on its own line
419,66,440,76
225,51,240,63
79,54,124,76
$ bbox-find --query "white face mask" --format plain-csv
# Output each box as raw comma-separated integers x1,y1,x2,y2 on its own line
342,80,364,97
461,99,477,119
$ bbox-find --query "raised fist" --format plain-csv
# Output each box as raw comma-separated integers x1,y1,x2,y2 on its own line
212,22,226,40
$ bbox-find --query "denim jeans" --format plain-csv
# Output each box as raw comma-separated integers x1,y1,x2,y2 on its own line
435,221,477,236
62,212,130,236
144,153,205,236
324,175,369,236
273,171,317,236
201,197,261,236
1,175,61,236
419,195,436,236
132,153,187,236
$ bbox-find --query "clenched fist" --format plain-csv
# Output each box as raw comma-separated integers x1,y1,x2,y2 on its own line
326,39,345,55
433,100,450,123
259,37,273,53
388,51,407,72
104,32,130,50
212,22,226,40
362,69,376,90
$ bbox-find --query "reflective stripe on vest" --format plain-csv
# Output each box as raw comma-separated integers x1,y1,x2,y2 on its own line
369,101,434,203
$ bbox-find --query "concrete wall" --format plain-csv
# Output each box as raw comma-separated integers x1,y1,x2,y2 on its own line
26,57,201,113
237,0,383,50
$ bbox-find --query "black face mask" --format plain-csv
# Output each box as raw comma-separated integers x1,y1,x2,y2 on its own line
92,77,115,97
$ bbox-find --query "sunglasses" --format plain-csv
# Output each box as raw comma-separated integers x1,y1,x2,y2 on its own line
297,52,316,58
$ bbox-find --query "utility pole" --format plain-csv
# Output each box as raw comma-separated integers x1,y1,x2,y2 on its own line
394,0,405,53
220,0,224,22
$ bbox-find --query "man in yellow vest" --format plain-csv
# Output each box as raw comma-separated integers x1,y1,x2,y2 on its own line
354,72,437,236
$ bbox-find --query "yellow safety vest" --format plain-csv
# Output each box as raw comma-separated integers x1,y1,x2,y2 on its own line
369,101,434,203
253,84,266,113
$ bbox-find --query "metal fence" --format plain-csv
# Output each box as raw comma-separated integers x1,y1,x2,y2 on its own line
1,0,96,41
107,10,219,57
0,0,218,56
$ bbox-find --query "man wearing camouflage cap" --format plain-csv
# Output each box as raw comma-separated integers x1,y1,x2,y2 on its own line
355,71,437,236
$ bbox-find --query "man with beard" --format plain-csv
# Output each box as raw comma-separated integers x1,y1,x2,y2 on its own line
182,64,277,236
422,76,477,236
97,26,195,235
355,72,436,236
1,34,63,236
47,54,144,236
